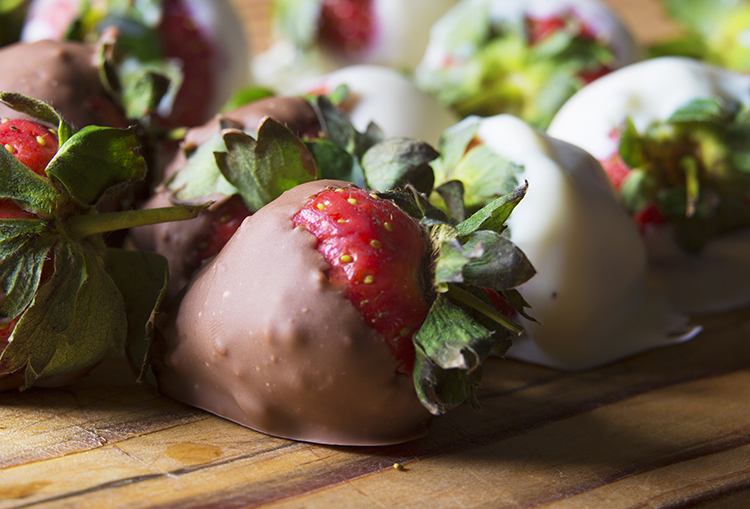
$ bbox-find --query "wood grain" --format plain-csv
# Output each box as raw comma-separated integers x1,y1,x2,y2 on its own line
2,307,750,508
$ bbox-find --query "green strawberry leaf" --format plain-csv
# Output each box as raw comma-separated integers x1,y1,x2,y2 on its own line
669,98,737,124
117,59,175,120
433,223,481,285
309,95,382,159
432,119,480,185
432,121,523,214
166,133,238,202
216,118,316,212
456,182,528,237
362,138,438,193
0,92,75,144
106,248,168,384
222,87,276,112
45,125,147,206
618,117,644,170
460,230,536,290
434,180,468,224
412,293,501,415
1,242,127,387
0,144,59,215
305,138,366,187
0,221,55,321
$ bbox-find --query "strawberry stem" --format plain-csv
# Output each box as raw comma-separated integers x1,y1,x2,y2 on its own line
64,204,211,240
444,285,524,335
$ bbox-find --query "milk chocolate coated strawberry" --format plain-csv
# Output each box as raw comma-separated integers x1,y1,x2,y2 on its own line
155,175,534,445
0,93,204,390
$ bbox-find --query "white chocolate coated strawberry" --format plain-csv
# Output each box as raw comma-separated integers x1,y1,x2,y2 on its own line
548,57,750,313
468,114,698,370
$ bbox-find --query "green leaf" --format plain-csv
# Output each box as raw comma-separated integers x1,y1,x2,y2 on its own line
306,138,366,187
216,119,316,211
1,243,127,387
0,221,54,320
309,95,382,158
456,182,528,237
668,98,734,124
434,180,468,224
437,141,523,214
620,168,659,215
0,144,59,215
412,294,498,415
117,59,175,119
432,119,480,187
221,87,275,112
618,117,644,170
0,92,75,144
460,230,536,290
106,248,168,383
433,224,481,285
166,133,238,201
362,138,438,193
46,125,147,206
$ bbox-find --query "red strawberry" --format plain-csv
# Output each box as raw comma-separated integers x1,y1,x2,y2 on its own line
318,0,377,59
292,187,431,374
194,195,253,266
526,13,599,45
155,178,533,444
156,0,216,128
632,203,668,232
0,119,58,354
600,150,631,191
526,13,612,84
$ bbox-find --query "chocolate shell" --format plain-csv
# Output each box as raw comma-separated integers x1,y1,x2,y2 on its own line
130,96,323,298
154,180,432,446
0,40,127,129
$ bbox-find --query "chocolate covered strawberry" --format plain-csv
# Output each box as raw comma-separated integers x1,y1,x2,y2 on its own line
154,156,535,444
0,39,128,130
0,93,205,390
415,0,640,129
21,0,250,129
130,93,438,298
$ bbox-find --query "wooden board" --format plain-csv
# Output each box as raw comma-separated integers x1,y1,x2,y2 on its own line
6,0,750,508
3,306,750,509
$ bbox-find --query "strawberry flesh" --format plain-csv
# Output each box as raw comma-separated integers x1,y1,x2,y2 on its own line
0,118,58,175
526,13,612,83
0,118,58,347
194,194,252,263
318,0,376,59
292,188,431,374
157,0,216,127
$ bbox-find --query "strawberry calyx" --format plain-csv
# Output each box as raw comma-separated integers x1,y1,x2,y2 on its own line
613,98,750,251
417,5,617,129
0,92,207,390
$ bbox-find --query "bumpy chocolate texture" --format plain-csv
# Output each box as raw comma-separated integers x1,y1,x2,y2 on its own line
0,40,126,129
154,180,432,446
130,96,324,298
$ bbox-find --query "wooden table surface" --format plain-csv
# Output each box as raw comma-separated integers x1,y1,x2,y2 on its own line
5,1,750,508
